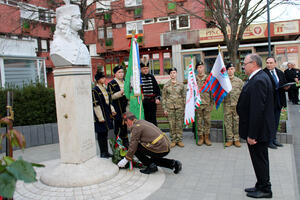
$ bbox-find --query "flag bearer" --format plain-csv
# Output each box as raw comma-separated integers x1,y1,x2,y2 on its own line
195,61,214,146
223,63,244,147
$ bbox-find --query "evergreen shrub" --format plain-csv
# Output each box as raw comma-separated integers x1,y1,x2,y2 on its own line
0,83,56,126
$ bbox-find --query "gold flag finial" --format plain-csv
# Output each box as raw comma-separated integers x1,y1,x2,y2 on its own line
218,45,221,53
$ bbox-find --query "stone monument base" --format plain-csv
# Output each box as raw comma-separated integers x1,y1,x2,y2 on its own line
40,156,119,187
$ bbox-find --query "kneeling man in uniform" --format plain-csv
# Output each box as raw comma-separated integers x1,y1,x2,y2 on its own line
117,112,182,174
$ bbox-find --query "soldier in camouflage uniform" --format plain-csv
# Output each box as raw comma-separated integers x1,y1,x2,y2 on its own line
223,63,244,147
195,61,214,146
162,68,185,148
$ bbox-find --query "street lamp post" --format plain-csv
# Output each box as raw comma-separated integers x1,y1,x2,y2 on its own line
267,0,272,56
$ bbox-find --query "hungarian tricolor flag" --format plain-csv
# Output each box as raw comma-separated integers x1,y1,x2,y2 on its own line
124,35,144,119
184,59,201,125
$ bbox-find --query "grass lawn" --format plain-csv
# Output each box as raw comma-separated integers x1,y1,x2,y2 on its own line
157,104,288,130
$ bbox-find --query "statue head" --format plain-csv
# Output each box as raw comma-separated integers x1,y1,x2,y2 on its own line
55,4,82,39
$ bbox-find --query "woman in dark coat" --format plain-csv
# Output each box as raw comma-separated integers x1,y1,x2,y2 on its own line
92,71,116,158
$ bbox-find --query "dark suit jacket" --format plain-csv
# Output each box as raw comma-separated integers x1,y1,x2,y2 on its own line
237,70,275,142
263,68,287,109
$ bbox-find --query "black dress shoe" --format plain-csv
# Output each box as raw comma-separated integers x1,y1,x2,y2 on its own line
268,143,277,149
273,140,283,147
173,160,182,174
247,190,272,198
140,163,158,174
244,187,257,193
100,152,113,158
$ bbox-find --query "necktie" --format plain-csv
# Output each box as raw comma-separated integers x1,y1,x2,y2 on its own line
271,70,279,89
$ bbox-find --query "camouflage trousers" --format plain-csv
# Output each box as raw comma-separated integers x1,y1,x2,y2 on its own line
195,105,211,136
224,105,239,141
167,108,184,142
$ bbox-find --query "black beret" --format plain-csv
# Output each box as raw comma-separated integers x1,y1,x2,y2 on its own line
168,67,177,74
95,71,105,81
140,63,149,68
113,65,123,74
196,61,204,67
226,63,234,70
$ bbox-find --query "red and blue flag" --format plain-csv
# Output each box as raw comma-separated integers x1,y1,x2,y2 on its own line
200,52,232,109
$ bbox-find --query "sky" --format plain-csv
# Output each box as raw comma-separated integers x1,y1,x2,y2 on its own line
254,0,300,23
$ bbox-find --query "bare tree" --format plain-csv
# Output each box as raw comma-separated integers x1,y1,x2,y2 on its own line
177,0,280,69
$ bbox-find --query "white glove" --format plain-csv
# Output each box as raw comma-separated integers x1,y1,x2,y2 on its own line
117,158,128,168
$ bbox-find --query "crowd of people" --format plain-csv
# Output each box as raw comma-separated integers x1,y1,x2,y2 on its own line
91,53,299,198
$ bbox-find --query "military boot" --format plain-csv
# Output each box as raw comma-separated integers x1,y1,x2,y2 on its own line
170,141,176,148
197,135,204,146
204,134,212,146
234,140,241,147
225,141,233,147
177,141,184,147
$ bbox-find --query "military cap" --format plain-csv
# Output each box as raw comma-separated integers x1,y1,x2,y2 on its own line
113,65,123,74
226,63,234,70
140,63,149,68
123,112,136,120
168,67,177,74
95,71,105,81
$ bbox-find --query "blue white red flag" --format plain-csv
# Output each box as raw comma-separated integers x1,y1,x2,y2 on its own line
200,52,232,109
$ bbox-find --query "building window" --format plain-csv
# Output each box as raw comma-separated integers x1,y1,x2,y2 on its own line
98,27,113,39
125,0,142,7
157,17,169,22
89,44,97,56
85,19,95,31
96,1,111,13
41,40,47,52
98,28,104,39
170,15,190,31
163,53,171,75
126,21,143,36
1,58,46,88
39,9,46,21
143,19,154,24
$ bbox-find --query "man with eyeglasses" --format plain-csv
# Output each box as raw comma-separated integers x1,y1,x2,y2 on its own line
263,56,289,149
237,54,275,198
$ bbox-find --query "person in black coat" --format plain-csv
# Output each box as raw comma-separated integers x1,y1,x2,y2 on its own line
263,56,289,149
140,62,161,126
284,62,299,104
237,54,274,199
107,66,129,147
92,71,116,158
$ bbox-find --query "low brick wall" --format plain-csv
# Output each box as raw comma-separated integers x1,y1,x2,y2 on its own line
0,123,58,153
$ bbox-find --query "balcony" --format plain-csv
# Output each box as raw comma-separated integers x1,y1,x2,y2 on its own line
105,38,113,50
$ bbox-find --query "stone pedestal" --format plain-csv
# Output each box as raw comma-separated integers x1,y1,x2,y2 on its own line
40,66,118,187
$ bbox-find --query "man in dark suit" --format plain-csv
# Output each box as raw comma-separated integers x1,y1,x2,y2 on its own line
263,57,288,149
284,62,299,104
237,54,275,198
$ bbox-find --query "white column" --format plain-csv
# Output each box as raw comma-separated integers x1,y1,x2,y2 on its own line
172,44,183,82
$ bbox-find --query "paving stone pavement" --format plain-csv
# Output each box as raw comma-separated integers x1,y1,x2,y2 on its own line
10,128,299,200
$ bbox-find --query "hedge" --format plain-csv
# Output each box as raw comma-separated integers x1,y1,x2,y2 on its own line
0,83,56,126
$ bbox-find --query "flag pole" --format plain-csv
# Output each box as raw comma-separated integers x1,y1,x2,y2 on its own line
218,45,226,148
132,29,142,120
192,55,199,145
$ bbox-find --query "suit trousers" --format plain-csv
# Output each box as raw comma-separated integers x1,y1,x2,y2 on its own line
143,99,157,126
270,107,281,144
247,142,272,193
135,144,175,169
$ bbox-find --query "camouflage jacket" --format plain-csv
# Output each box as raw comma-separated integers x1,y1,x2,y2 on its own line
196,74,213,105
162,80,185,110
224,76,244,107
